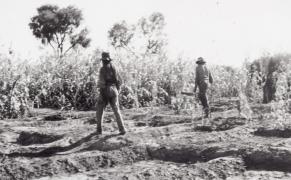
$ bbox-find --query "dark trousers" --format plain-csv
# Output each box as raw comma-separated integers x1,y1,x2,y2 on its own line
198,81,209,114
96,86,125,133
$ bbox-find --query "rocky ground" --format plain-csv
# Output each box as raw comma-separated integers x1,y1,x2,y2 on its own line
1,98,291,180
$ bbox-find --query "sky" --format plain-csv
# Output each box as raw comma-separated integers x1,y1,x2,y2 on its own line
0,0,291,67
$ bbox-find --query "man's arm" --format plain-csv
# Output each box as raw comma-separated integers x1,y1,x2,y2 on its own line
97,68,106,89
111,65,122,91
116,72,122,91
194,67,198,92
209,71,213,84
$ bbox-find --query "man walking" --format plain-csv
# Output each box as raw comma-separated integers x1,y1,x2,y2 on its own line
194,57,213,118
96,52,126,135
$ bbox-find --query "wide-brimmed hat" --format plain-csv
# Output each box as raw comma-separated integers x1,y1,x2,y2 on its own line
196,57,206,64
101,52,112,62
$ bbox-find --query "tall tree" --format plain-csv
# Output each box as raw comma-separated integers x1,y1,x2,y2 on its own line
108,12,167,58
108,21,135,55
29,4,91,57
138,12,167,55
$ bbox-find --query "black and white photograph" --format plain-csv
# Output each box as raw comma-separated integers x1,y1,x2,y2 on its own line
1,0,291,179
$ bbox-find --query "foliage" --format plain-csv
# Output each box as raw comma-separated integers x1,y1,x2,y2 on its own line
210,65,244,99
2,10,291,120
249,54,291,103
2,50,291,119
27,53,99,110
119,85,137,109
245,70,264,103
0,54,30,119
108,12,167,58
29,4,91,57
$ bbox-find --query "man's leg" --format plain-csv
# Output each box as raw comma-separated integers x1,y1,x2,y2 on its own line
198,82,209,117
96,96,107,134
109,89,126,134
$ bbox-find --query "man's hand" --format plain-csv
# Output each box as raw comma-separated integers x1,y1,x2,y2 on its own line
116,85,121,92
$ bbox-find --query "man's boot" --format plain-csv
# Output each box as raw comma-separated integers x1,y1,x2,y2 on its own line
96,126,102,135
204,108,209,118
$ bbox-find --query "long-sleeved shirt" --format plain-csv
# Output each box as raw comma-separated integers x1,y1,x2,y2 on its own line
98,63,122,89
195,64,213,86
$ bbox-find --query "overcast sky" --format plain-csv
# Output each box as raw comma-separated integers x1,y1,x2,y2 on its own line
0,0,291,67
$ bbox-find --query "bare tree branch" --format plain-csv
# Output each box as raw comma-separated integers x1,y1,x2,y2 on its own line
63,43,76,56
48,41,56,52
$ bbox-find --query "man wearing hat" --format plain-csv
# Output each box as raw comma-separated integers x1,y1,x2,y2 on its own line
194,57,213,118
96,52,126,135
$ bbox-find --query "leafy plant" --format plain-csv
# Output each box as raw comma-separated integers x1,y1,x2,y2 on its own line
29,4,91,57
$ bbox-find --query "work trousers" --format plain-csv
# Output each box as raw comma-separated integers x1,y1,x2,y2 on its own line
198,81,210,115
96,86,125,133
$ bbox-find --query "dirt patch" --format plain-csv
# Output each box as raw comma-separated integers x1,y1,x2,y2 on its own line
232,170,291,179
17,132,63,146
194,125,215,132
251,104,273,114
131,113,148,121
214,116,246,131
194,116,246,132
146,143,239,164
84,117,96,125
43,113,66,121
243,147,291,172
2,103,291,179
135,121,147,127
0,146,149,180
210,99,238,112
81,135,132,152
147,114,193,127
42,157,245,180
147,142,291,173
66,111,96,119
253,127,291,138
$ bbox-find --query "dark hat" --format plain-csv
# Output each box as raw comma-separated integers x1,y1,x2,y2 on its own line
196,57,206,64
101,52,112,62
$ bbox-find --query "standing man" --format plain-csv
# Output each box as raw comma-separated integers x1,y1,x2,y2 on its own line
194,57,213,118
96,52,126,135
